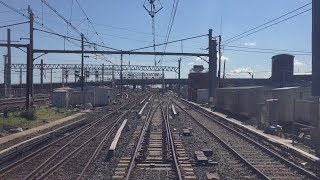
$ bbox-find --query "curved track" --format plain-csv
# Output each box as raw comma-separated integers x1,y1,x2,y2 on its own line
0,94,142,179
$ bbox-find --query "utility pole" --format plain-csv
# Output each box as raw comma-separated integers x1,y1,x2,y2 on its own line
101,63,104,86
208,29,217,101
222,59,226,87
112,65,115,90
65,68,68,84
81,34,84,92
143,0,163,66
19,67,22,96
3,55,7,97
50,68,53,92
218,35,222,88
120,52,123,97
26,5,34,108
312,0,320,96
7,28,11,97
178,58,181,97
40,59,44,91
162,68,165,95
62,68,65,87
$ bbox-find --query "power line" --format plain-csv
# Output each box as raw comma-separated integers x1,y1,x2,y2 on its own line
0,21,29,29
34,28,120,51
0,0,81,48
75,0,119,63
159,0,179,65
41,0,82,36
224,48,311,56
223,2,311,44
129,34,207,52
224,45,311,54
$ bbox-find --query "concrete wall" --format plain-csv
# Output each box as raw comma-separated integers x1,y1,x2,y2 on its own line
52,90,69,108
197,89,209,104
215,86,266,117
69,91,95,106
294,100,319,127
74,86,115,106
269,87,306,123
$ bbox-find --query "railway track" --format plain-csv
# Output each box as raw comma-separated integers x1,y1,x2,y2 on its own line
173,98,320,180
0,94,142,180
0,95,50,112
121,97,195,180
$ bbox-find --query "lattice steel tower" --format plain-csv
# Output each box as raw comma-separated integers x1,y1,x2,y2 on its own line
143,0,163,66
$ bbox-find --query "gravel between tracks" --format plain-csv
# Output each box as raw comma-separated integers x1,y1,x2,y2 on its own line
172,101,257,180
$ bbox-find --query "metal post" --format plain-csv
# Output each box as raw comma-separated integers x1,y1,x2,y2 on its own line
81,34,84,92
218,35,221,88
3,55,7,97
26,45,31,108
62,68,65,87
7,28,11,96
312,0,320,96
178,58,181,97
19,67,22,96
112,65,115,90
120,52,123,97
27,5,34,108
40,59,44,91
65,68,68,84
50,68,53,92
162,68,165,95
101,63,104,85
222,57,226,87
208,29,217,100
74,69,77,83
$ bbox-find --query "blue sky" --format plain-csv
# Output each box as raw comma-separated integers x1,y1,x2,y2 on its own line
0,0,312,83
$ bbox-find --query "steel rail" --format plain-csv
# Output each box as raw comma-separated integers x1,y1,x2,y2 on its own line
26,95,143,179
176,98,320,180
77,104,137,179
125,97,157,180
0,123,88,176
172,99,270,180
36,107,132,180
162,101,182,179
24,104,133,179
0,94,141,179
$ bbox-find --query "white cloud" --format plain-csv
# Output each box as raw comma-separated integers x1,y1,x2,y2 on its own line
294,58,305,67
221,55,229,62
195,56,208,62
188,61,194,65
244,42,256,47
194,53,229,63
230,67,253,74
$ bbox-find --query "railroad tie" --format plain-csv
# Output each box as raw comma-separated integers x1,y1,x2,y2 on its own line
172,132,197,180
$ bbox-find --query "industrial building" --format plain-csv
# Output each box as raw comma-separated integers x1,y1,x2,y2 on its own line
185,54,319,130
52,86,115,108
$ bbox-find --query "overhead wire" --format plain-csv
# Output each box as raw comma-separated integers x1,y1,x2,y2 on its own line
75,0,119,64
223,48,311,56
158,0,179,65
223,2,311,45
129,34,207,51
224,45,311,54
0,0,81,48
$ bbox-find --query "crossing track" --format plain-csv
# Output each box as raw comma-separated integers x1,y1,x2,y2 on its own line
0,94,145,180
124,97,195,180
0,95,50,112
172,98,320,180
